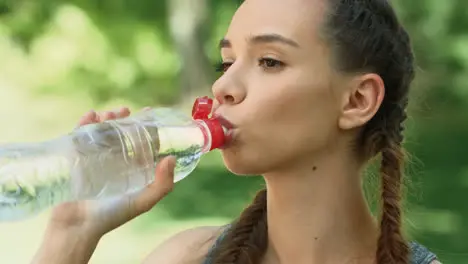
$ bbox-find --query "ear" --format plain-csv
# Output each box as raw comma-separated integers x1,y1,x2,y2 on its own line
338,73,385,130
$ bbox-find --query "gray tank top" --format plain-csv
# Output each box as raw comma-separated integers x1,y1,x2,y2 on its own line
203,226,438,264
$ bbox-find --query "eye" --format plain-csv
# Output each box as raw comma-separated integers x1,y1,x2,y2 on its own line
258,58,285,71
215,61,233,73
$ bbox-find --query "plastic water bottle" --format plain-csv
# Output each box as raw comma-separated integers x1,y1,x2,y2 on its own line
0,97,227,221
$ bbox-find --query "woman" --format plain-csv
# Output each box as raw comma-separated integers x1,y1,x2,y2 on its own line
32,0,441,263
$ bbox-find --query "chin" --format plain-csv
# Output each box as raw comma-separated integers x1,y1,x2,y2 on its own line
220,148,269,176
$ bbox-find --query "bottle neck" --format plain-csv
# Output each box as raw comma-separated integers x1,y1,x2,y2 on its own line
196,120,214,154
196,120,227,153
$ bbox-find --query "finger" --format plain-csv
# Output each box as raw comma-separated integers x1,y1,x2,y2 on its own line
98,107,130,122
133,156,176,215
77,110,98,127
88,156,176,234
116,107,131,118
98,111,116,122
142,107,152,111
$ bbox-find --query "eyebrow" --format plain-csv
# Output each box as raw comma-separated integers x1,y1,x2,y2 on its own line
219,33,300,49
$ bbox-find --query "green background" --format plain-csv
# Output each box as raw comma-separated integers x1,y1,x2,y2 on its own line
0,1,466,263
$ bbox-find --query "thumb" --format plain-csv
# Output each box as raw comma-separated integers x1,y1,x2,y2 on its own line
132,156,176,215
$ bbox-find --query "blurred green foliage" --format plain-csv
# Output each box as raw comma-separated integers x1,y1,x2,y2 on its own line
0,0,467,262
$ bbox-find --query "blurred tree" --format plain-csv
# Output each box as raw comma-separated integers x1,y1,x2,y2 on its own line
168,0,213,105
393,1,468,262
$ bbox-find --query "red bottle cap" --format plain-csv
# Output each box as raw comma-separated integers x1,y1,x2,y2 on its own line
191,96,213,120
192,96,225,150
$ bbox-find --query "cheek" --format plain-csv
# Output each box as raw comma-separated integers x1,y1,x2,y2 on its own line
224,70,339,174
248,68,338,139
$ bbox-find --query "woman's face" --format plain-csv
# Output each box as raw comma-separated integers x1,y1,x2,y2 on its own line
212,0,353,175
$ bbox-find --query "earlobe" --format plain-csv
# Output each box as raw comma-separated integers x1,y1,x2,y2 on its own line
338,74,385,130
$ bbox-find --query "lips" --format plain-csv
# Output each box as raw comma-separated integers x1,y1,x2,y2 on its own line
212,114,236,130
211,114,236,147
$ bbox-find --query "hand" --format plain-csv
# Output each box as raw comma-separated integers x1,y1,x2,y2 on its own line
47,107,176,237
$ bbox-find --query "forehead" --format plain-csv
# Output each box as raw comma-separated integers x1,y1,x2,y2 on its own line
226,0,327,45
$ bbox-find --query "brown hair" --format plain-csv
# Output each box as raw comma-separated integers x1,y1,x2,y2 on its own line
210,0,415,263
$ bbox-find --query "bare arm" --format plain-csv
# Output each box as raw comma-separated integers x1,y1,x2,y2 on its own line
31,109,177,264
143,226,223,264
31,225,101,264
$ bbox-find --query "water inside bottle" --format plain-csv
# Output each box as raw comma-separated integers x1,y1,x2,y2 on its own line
0,143,72,221
0,111,207,221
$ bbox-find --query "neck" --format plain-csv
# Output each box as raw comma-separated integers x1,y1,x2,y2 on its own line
262,149,378,264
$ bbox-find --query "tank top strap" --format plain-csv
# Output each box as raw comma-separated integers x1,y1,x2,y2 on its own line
203,224,232,264
409,241,438,264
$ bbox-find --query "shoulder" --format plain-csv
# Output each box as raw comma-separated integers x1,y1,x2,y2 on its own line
142,226,224,264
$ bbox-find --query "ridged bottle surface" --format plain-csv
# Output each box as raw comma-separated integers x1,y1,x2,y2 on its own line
0,108,211,221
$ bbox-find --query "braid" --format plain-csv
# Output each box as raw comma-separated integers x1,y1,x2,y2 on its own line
375,26,413,264
210,189,268,264
209,0,415,263
376,99,410,264
324,0,414,261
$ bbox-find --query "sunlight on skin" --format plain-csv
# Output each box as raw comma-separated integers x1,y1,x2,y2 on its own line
0,209,229,264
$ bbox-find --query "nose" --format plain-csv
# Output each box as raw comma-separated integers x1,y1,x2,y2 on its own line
212,72,246,105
